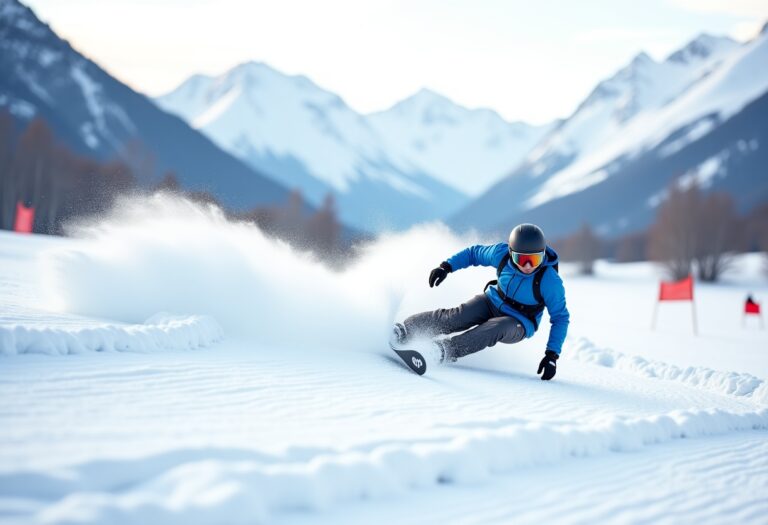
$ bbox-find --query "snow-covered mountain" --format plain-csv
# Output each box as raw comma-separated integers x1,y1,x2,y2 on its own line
156,63,469,231
451,30,768,237
368,89,555,196
0,0,291,209
156,65,553,231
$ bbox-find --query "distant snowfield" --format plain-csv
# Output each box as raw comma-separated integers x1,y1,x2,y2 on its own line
1,196,767,525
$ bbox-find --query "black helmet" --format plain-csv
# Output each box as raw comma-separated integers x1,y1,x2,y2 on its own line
508,223,546,254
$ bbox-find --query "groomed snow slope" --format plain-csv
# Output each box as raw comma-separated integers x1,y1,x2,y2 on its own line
1,195,766,525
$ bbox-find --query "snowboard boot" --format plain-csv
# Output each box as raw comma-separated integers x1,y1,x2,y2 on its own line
391,322,409,346
436,339,457,364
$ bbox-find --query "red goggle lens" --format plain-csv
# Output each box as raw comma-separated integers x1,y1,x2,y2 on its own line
510,251,545,268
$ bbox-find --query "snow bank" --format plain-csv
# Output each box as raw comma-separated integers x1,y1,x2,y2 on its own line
567,336,768,405
22,407,768,525
39,194,474,355
0,314,222,356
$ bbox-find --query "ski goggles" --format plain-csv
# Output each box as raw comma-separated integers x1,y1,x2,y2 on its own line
510,250,545,269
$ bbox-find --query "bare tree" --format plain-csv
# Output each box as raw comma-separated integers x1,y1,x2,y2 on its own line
0,117,138,235
741,203,768,276
238,190,344,264
273,190,307,244
154,171,181,193
648,184,700,280
306,193,340,259
186,190,222,208
615,231,648,263
117,139,156,184
35,143,65,234
7,118,54,232
648,183,739,282
0,111,15,230
563,223,601,275
693,192,738,282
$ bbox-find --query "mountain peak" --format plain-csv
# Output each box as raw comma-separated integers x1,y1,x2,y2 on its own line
632,51,653,64
185,73,213,86
0,0,25,18
580,50,656,105
226,60,280,83
223,60,333,99
615,51,656,78
372,88,461,123
414,86,445,98
0,0,50,39
402,87,456,107
231,60,273,74
666,32,738,64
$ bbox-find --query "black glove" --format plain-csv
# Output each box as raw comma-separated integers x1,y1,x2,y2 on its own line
537,350,559,381
428,262,452,288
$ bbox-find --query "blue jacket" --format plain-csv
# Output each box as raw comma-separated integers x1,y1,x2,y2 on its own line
446,243,569,354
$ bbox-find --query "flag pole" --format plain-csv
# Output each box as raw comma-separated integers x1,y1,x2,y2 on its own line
691,300,698,336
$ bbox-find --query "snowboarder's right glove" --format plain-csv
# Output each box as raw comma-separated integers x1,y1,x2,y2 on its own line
537,350,558,381
429,262,452,288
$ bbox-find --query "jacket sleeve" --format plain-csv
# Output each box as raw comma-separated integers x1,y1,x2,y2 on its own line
541,269,570,355
445,243,506,271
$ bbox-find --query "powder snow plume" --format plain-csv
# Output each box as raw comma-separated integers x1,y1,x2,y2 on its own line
38,194,473,354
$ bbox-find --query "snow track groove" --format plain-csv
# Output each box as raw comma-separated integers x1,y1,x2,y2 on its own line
272,431,768,525
2,407,766,524
567,337,768,405
0,315,223,356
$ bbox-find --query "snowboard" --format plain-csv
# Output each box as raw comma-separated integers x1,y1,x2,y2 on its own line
389,342,427,375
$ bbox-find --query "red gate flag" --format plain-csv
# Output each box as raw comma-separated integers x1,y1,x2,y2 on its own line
658,275,693,301
745,299,761,315
13,202,35,234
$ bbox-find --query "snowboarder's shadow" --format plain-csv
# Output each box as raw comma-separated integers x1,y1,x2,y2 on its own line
450,363,659,403
382,355,533,386
450,364,533,382
450,363,617,396
384,353,618,389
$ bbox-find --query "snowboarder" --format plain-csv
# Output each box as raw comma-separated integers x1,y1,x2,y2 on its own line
392,223,569,380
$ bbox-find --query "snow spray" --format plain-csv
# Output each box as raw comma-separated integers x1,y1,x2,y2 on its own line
38,194,474,355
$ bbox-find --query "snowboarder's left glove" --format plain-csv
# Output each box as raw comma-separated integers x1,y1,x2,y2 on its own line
428,262,452,288
537,350,558,381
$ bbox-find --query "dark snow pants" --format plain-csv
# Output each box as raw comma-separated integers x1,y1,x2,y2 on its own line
403,294,526,359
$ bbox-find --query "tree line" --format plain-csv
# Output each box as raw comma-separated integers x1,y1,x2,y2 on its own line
0,112,345,262
3,112,764,276
0,113,135,234
554,184,768,282
154,172,343,261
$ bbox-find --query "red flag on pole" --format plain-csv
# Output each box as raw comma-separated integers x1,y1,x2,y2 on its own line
745,298,761,315
658,275,693,301
13,202,35,234
652,275,697,334
743,295,764,329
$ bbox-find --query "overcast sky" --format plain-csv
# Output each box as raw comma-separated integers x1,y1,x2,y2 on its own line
23,0,768,124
